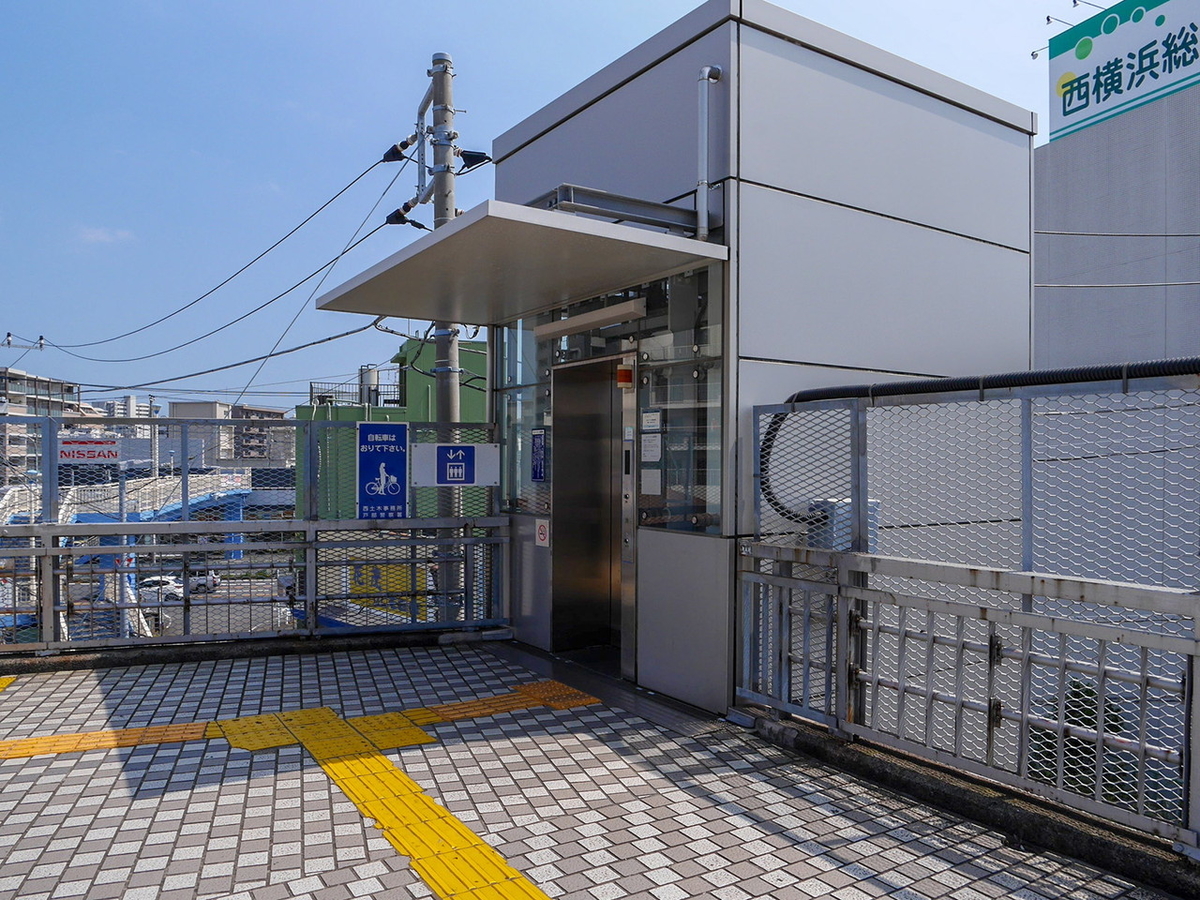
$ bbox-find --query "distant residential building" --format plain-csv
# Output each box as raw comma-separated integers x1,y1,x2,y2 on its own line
99,394,159,419
168,401,293,466
0,367,101,487
97,393,162,439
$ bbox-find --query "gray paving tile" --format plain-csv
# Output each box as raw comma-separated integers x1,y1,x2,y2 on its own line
0,646,1169,900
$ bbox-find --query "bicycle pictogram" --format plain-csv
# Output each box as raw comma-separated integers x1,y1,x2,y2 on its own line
365,462,401,496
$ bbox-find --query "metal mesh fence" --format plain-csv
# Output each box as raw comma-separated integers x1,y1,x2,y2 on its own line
757,405,853,545
756,384,1200,589
745,374,1200,844
853,573,1187,827
1,416,505,646
1,519,506,648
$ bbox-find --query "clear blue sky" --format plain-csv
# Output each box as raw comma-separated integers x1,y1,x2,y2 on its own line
0,0,1062,413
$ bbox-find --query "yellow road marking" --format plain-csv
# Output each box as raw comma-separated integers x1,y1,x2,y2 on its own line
0,676,15,693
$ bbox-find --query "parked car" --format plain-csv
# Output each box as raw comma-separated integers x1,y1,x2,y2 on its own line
137,576,184,604
187,571,220,593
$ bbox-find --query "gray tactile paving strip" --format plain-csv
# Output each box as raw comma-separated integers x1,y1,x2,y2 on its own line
0,646,1175,900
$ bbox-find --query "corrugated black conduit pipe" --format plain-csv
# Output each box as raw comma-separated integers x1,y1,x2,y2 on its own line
760,356,1200,526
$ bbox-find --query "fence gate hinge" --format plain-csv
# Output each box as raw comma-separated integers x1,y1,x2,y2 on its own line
988,698,1003,729
988,634,1003,665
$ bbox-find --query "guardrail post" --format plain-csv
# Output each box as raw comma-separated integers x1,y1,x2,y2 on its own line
41,418,59,524
846,399,870,727
180,423,191,521
38,530,56,645
495,519,508,622
1181,619,1200,856
1017,398,1035,778
833,555,852,737
304,522,318,635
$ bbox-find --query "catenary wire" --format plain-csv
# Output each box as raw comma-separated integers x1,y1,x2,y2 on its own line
229,162,408,407
34,225,385,364
48,161,384,348
76,320,382,392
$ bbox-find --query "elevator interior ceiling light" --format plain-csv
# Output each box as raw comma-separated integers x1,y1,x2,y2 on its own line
314,200,727,327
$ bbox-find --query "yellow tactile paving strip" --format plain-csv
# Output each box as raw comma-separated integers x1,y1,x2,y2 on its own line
514,680,602,710
428,692,540,721
274,705,551,899
0,721,209,759
349,711,439,749
0,676,15,693
0,679,599,898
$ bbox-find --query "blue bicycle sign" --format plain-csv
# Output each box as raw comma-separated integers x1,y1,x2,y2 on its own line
356,423,408,519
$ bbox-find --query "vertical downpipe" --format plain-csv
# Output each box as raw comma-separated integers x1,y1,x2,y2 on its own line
697,66,722,241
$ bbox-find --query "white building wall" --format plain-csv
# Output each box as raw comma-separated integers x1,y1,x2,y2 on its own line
494,22,735,208
736,25,1032,251
734,183,1031,374
1035,86,1200,367
489,0,1035,712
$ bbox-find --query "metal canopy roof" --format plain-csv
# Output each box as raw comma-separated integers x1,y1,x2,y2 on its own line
315,200,728,326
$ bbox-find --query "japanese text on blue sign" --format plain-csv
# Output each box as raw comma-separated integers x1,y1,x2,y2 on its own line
356,423,408,519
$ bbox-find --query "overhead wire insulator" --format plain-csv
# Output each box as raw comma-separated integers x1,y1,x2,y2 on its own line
382,134,419,163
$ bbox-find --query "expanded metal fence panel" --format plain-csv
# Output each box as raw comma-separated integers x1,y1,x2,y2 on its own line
747,375,1200,847
738,559,840,725
0,536,40,645
758,384,1200,588
0,416,46,526
0,519,506,649
852,573,1188,831
311,524,500,632
867,400,1023,569
737,545,1195,844
1033,390,1200,591
756,406,853,544
1,416,505,647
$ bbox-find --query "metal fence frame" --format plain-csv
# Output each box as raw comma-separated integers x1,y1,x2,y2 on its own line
0,416,507,647
742,369,1200,856
1,517,508,649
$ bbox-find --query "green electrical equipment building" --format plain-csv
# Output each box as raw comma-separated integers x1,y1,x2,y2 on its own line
295,336,488,519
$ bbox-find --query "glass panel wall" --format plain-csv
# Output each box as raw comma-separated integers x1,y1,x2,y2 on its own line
495,316,554,515
495,265,723,533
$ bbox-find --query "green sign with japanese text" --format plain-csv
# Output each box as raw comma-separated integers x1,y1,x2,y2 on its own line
1050,0,1200,140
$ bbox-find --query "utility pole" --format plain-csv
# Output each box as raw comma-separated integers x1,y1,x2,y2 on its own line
430,53,461,442
427,52,463,615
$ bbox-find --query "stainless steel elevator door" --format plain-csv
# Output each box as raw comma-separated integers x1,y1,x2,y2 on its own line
550,360,622,652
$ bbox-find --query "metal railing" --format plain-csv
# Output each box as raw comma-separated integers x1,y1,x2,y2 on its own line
744,365,1200,854
0,415,506,648
1,518,507,648
739,543,1197,848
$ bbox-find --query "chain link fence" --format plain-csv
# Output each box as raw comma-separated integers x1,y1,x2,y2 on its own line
743,366,1200,851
